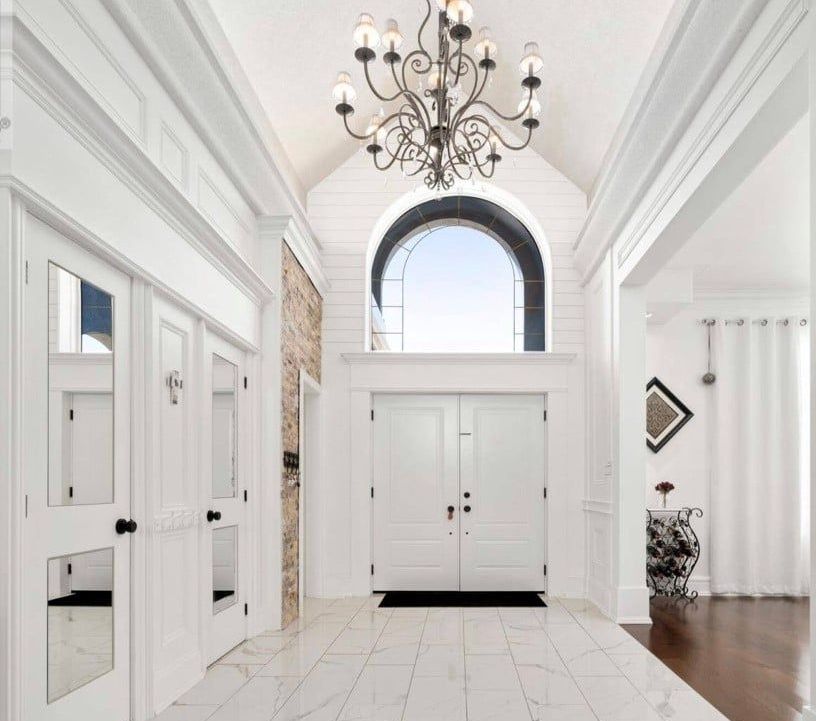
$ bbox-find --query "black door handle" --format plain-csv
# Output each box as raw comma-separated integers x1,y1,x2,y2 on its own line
463,505,472,513
207,510,222,523
463,492,471,499
115,518,137,534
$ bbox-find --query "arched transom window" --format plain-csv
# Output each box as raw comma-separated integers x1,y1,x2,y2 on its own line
371,196,547,352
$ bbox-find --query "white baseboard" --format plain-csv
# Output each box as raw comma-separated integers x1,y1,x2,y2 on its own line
616,615,653,625
688,575,711,596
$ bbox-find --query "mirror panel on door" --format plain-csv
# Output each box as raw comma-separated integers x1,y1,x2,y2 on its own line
212,525,238,614
47,547,114,703
212,354,237,499
47,263,114,506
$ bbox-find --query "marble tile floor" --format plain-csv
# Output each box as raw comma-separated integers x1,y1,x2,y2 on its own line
157,596,730,721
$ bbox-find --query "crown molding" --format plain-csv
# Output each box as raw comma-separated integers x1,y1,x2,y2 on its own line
259,215,329,297
11,16,274,306
573,0,786,282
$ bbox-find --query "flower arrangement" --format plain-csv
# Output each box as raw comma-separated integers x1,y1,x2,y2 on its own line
655,481,675,508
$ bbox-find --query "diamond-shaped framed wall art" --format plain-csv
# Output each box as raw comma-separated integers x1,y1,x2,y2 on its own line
646,377,694,453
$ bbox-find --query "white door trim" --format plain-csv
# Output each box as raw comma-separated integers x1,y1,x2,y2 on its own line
298,371,322,608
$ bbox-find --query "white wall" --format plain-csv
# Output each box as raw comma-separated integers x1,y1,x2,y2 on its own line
308,144,588,598
645,295,810,594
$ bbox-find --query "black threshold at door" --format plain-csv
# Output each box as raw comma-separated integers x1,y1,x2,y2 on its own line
378,591,546,607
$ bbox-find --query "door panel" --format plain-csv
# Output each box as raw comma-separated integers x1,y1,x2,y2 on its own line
460,395,546,591
23,218,131,721
372,395,459,591
205,338,246,663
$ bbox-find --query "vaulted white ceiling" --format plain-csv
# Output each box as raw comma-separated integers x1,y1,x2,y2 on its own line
206,0,674,193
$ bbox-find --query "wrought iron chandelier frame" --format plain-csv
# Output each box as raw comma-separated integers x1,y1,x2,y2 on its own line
333,0,543,190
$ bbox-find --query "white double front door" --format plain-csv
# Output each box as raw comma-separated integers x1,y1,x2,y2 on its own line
372,394,547,592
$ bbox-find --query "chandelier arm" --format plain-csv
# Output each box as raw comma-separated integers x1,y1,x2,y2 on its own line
401,49,433,93
390,63,432,134
342,110,406,141
460,113,533,152
362,59,404,103
470,85,534,123
448,53,484,133
415,0,434,59
491,122,535,151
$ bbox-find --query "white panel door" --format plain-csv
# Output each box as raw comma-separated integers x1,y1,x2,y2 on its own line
372,395,460,591
204,335,247,663
23,218,131,721
151,297,201,708
460,395,546,591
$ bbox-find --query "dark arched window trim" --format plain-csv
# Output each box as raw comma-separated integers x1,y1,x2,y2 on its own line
371,196,547,351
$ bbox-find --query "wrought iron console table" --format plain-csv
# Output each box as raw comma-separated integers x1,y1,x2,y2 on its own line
646,507,703,599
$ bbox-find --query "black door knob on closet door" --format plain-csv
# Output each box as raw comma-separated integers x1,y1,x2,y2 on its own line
115,518,137,534
463,505,472,513
207,510,222,523
447,505,455,520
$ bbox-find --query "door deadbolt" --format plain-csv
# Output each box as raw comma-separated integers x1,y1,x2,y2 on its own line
447,505,455,520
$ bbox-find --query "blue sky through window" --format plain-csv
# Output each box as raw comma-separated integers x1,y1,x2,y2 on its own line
399,226,515,352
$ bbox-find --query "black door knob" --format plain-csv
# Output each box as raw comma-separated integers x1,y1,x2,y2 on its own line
207,510,222,523
115,518,137,534
463,492,471,499
463,505,472,513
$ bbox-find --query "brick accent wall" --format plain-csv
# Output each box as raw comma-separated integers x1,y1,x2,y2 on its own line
280,242,322,627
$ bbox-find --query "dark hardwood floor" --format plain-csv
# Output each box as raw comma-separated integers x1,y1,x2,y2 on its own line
623,596,809,721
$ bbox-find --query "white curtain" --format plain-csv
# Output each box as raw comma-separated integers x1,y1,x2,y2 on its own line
710,317,810,595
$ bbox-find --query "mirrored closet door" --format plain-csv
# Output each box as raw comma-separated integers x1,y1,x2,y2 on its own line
204,334,247,663
22,218,132,721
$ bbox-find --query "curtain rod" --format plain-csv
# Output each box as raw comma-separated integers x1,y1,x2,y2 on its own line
700,318,808,326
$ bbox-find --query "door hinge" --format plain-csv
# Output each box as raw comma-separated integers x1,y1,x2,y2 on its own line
244,376,248,390
244,489,248,502
543,487,547,499
69,409,74,421
543,564,548,576
370,409,374,421
67,563,72,575
24,494,28,518
370,564,374,576
24,261,29,285
543,410,547,421
68,486,73,498
370,487,374,499
244,603,248,616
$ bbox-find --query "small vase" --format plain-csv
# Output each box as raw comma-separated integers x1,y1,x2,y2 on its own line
660,493,668,509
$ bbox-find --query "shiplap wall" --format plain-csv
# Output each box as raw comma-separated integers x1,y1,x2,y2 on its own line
310,145,587,355
307,144,588,597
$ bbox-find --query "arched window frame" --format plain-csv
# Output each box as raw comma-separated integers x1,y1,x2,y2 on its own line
369,196,549,352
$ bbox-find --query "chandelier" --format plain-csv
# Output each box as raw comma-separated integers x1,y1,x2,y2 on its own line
332,0,544,191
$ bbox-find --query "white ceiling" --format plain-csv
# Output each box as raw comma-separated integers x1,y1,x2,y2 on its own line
206,0,674,193
667,114,809,293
